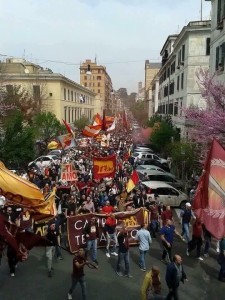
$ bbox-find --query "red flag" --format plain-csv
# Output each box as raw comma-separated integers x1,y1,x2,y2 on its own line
126,170,139,193
193,138,225,239
101,109,106,131
62,119,75,136
93,154,116,180
82,124,101,137
15,231,52,250
93,113,103,126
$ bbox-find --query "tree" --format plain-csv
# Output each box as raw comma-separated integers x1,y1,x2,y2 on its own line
0,111,35,168
185,69,225,148
150,120,180,155
32,112,64,143
74,115,89,130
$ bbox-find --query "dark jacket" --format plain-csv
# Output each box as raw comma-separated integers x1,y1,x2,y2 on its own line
83,220,99,240
166,262,187,289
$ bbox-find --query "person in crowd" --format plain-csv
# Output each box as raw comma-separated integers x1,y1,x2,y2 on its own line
186,218,204,261
67,247,88,300
161,206,173,226
202,224,212,257
83,216,99,266
116,224,132,278
148,201,159,238
180,202,196,243
165,254,187,300
102,200,114,214
218,236,225,282
105,213,118,258
141,266,164,300
83,196,95,213
133,190,144,208
45,223,59,277
160,219,183,264
135,223,152,271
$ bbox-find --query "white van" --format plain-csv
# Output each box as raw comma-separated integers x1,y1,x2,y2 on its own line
142,181,188,208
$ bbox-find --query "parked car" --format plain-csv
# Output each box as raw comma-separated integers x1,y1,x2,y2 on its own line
48,150,63,157
142,181,189,208
136,165,176,178
134,147,154,153
136,158,170,172
133,152,168,164
28,155,59,168
138,170,184,191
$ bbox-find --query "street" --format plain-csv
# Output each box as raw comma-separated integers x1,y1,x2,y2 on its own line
0,210,223,300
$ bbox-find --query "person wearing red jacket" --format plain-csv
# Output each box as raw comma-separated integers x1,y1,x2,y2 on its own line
186,218,204,261
102,201,114,214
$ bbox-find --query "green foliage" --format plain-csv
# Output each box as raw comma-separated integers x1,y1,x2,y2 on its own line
150,121,180,154
167,141,200,180
74,115,90,130
32,111,64,142
0,111,35,168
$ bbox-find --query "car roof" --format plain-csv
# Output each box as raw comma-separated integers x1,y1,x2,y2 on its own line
138,170,168,175
142,181,176,189
138,165,162,169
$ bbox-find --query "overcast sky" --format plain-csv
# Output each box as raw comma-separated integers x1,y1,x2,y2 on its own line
1,0,211,93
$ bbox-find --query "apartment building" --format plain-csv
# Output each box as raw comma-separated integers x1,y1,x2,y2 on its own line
206,0,225,80
158,21,211,137
0,58,96,124
144,60,161,118
80,59,113,115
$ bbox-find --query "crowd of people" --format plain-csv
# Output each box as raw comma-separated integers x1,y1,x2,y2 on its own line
0,126,225,300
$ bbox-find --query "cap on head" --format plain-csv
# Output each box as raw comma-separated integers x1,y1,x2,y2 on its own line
186,202,191,207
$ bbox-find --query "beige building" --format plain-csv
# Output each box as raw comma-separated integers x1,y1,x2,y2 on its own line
0,58,96,124
80,59,113,115
144,60,161,118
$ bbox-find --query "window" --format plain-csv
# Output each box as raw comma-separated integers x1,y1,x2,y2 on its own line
93,83,95,87
6,84,13,95
98,89,101,93
167,68,170,78
217,0,225,29
97,76,101,80
64,88,66,100
84,82,87,87
64,106,67,120
68,89,70,100
71,91,73,101
170,61,175,74
89,82,91,87
181,44,185,62
177,76,180,91
98,82,100,87
84,76,87,80
215,43,225,71
181,73,184,89
164,85,168,97
98,69,101,74
33,85,40,100
206,38,210,56
169,82,174,95
174,101,178,116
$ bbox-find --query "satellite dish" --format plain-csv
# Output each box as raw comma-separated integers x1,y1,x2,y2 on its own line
24,68,29,74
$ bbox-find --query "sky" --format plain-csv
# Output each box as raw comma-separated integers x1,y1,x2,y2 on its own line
1,0,211,93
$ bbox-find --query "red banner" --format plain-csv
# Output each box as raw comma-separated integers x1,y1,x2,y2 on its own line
67,208,149,253
193,139,225,239
93,154,116,180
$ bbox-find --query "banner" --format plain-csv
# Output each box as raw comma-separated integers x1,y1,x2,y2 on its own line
67,208,149,252
57,133,76,150
193,138,225,239
61,164,78,181
93,154,116,180
0,161,45,208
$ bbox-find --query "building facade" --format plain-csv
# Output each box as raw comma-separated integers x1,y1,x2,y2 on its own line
158,21,211,137
0,58,96,124
80,59,113,116
206,0,225,80
144,60,161,118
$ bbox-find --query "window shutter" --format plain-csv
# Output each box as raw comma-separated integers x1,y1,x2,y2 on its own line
221,42,225,69
216,46,219,70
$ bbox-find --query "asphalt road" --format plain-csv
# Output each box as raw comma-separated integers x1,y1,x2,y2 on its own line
0,211,224,300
